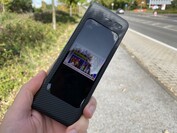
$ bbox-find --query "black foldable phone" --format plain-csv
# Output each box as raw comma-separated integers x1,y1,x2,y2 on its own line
32,2,129,126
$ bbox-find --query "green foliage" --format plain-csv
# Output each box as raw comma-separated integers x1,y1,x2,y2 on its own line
129,0,138,10
33,7,43,13
156,9,177,14
41,0,54,11
113,0,127,9
42,0,47,10
94,0,128,9
0,14,57,66
103,0,114,7
0,0,11,7
60,0,85,6
33,10,77,23
0,12,15,23
0,11,78,67
0,0,11,12
0,11,79,120
0,64,33,100
7,0,33,13
0,0,10,4
169,0,177,9
91,0,112,7
171,0,177,10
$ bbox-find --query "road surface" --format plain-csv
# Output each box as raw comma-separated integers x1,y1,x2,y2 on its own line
121,12,177,48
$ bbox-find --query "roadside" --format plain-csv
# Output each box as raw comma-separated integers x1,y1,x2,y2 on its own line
88,45,177,132
122,29,177,100
125,11,177,19
88,17,177,132
0,22,78,122
162,14,177,17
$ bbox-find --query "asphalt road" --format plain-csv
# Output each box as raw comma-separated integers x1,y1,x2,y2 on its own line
120,12,177,49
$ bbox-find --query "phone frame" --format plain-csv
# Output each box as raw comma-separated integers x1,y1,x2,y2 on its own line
32,2,129,126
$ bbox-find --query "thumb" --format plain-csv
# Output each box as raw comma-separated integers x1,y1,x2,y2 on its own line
11,70,47,116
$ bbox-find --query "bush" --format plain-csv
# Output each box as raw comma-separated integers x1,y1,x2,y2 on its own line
156,9,177,14
7,0,33,13
33,10,77,24
0,10,79,66
0,14,57,66
0,11,79,121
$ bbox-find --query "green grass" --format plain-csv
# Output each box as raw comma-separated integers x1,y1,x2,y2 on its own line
0,11,79,121
156,9,177,14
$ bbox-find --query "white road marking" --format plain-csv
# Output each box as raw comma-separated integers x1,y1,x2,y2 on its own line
124,16,177,32
129,28,177,52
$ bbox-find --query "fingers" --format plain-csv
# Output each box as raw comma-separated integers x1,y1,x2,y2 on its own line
21,70,47,96
66,97,97,133
66,116,89,133
83,96,97,118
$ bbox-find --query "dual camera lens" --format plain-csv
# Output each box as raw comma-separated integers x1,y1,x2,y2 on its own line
105,17,122,29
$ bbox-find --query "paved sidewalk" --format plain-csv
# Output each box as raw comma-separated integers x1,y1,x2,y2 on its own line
88,46,177,132
122,29,177,100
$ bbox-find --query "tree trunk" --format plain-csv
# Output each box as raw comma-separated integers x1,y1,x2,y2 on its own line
52,0,56,30
2,2,5,13
70,5,72,17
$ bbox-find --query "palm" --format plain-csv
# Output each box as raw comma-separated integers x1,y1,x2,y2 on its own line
30,109,67,133
1,108,67,133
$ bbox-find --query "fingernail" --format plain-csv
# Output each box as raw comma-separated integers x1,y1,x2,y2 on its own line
69,129,77,133
89,105,96,115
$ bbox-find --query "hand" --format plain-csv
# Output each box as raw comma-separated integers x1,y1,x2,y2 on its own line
0,71,97,133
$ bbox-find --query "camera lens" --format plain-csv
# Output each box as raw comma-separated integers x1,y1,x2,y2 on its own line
116,23,122,29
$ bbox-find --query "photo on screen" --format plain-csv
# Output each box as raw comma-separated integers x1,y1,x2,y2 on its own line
63,19,118,81
63,44,105,80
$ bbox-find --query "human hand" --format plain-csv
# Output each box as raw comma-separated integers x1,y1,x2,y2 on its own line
0,70,97,133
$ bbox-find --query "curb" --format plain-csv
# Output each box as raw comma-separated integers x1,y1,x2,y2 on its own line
122,29,177,100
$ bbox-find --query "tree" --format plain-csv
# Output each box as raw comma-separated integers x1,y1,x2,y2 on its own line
52,0,56,30
171,0,177,9
8,0,33,13
0,0,11,12
100,0,114,8
60,0,86,16
129,0,138,10
112,0,127,9
42,0,47,11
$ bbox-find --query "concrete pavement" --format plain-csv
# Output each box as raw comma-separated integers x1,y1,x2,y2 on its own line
122,29,177,100
88,45,177,132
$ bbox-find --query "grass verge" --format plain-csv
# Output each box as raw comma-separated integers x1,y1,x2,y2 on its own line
0,12,79,121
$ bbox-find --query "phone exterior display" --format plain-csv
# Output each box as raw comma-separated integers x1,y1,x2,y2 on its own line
64,19,118,81
32,2,129,126
49,19,119,108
